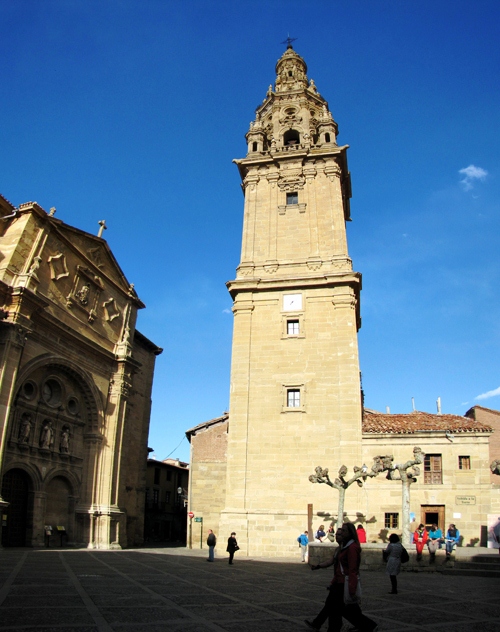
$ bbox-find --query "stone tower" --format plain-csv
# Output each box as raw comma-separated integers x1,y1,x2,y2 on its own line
219,46,364,556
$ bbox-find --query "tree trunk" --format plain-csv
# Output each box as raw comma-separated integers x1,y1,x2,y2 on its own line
401,476,411,545
336,487,346,531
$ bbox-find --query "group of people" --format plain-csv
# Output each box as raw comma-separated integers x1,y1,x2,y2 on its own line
204,521,459,630
413,523,460,561
205,529,238,564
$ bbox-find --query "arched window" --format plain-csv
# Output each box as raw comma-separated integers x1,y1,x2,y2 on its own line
252,142,258,152
325,133,331,143
283,129,300,146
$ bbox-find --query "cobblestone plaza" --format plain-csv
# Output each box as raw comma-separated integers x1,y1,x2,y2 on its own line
1,547,499,631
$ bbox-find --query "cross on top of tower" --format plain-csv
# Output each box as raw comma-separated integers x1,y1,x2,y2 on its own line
281,34,297,49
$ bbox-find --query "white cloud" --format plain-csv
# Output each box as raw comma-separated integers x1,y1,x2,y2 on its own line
459,164,488,191
475,386,500,401
222,308,231,314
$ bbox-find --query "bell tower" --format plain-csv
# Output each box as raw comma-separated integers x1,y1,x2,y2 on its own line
220,45,363,556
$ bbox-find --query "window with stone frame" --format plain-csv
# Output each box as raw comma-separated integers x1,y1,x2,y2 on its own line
458,455,471,470
385,512,399,529
424,454,443,484
286,191,298,205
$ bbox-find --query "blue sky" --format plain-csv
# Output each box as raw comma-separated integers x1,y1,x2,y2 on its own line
2,1,499,463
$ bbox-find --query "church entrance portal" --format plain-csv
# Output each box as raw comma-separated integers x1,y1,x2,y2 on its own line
45,476,73,542
1,468,32,547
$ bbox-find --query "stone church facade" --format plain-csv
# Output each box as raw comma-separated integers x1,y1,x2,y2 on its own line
186,46,498,556
0,194,161,548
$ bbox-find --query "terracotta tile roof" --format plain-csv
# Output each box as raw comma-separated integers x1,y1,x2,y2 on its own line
362,409,492,434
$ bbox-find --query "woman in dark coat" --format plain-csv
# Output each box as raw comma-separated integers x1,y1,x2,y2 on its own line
305,523,378,631
226,532,238,565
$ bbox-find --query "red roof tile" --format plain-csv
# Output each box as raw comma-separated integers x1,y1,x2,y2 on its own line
362,409,492,434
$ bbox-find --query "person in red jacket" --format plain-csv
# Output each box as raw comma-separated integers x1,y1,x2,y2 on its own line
413,523,428,561
305,523,378,631
356,524,367,543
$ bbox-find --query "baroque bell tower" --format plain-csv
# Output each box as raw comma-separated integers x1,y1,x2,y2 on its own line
220,45,363,556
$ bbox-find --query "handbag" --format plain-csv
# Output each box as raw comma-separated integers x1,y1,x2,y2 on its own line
234,545,240,551
339,561,361,605
400,546,409,563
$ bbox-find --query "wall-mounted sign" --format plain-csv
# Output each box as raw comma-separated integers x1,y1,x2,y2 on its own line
456,496,476,505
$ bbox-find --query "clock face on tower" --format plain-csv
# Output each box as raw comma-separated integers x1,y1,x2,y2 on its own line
283,293,302,311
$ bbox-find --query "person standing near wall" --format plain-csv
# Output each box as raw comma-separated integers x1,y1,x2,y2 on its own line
297,530,309,562
206,529,216,562
227,532,238,565
383,533,403,594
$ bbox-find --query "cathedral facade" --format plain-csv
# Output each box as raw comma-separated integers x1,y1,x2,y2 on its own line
186,47,498,556
0,194,161,548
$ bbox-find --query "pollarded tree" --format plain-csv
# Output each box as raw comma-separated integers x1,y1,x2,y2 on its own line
309,459,384,532
379,447,424,545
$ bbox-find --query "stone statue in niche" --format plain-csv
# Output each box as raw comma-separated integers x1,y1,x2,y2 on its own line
39,421,54,449
18,413,32,443
60,427,70,453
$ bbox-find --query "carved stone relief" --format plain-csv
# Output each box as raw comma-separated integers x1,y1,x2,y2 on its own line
103,298,121,322
87,247,105,269
66,266,104,323
48,252,69,281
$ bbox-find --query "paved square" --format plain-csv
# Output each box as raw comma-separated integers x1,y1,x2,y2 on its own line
0,547,499,631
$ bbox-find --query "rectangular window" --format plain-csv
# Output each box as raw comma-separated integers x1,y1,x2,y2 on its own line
153,489,159,506
458,455,471,470
286,192,298,205
385,513,399,529
165,491,171,504
154,467,160,485
424,454,443,484
287,389,300,408
287,319,300,335
166,471,172,481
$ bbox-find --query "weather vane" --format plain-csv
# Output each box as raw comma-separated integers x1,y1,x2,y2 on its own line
281,34,297,49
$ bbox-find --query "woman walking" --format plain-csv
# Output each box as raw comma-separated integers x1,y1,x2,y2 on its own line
226,532,238,565
384,533,403,594
306,523,378,631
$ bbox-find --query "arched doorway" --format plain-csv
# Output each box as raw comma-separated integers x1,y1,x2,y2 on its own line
45,476,73,541
1,468,32,547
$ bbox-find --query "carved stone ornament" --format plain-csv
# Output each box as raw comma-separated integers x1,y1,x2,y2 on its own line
332,257,353,271
277,174,305,192
103,298,121,322
87,247,105,269
324,164,341,181
237,265,255,277
48,252,69,281
66,266,104,323
263,261,278,274
307,259,322,271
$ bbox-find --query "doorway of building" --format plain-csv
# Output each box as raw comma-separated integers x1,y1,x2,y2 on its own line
421,505,445,531
1,468,32,546
45,476,72,542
